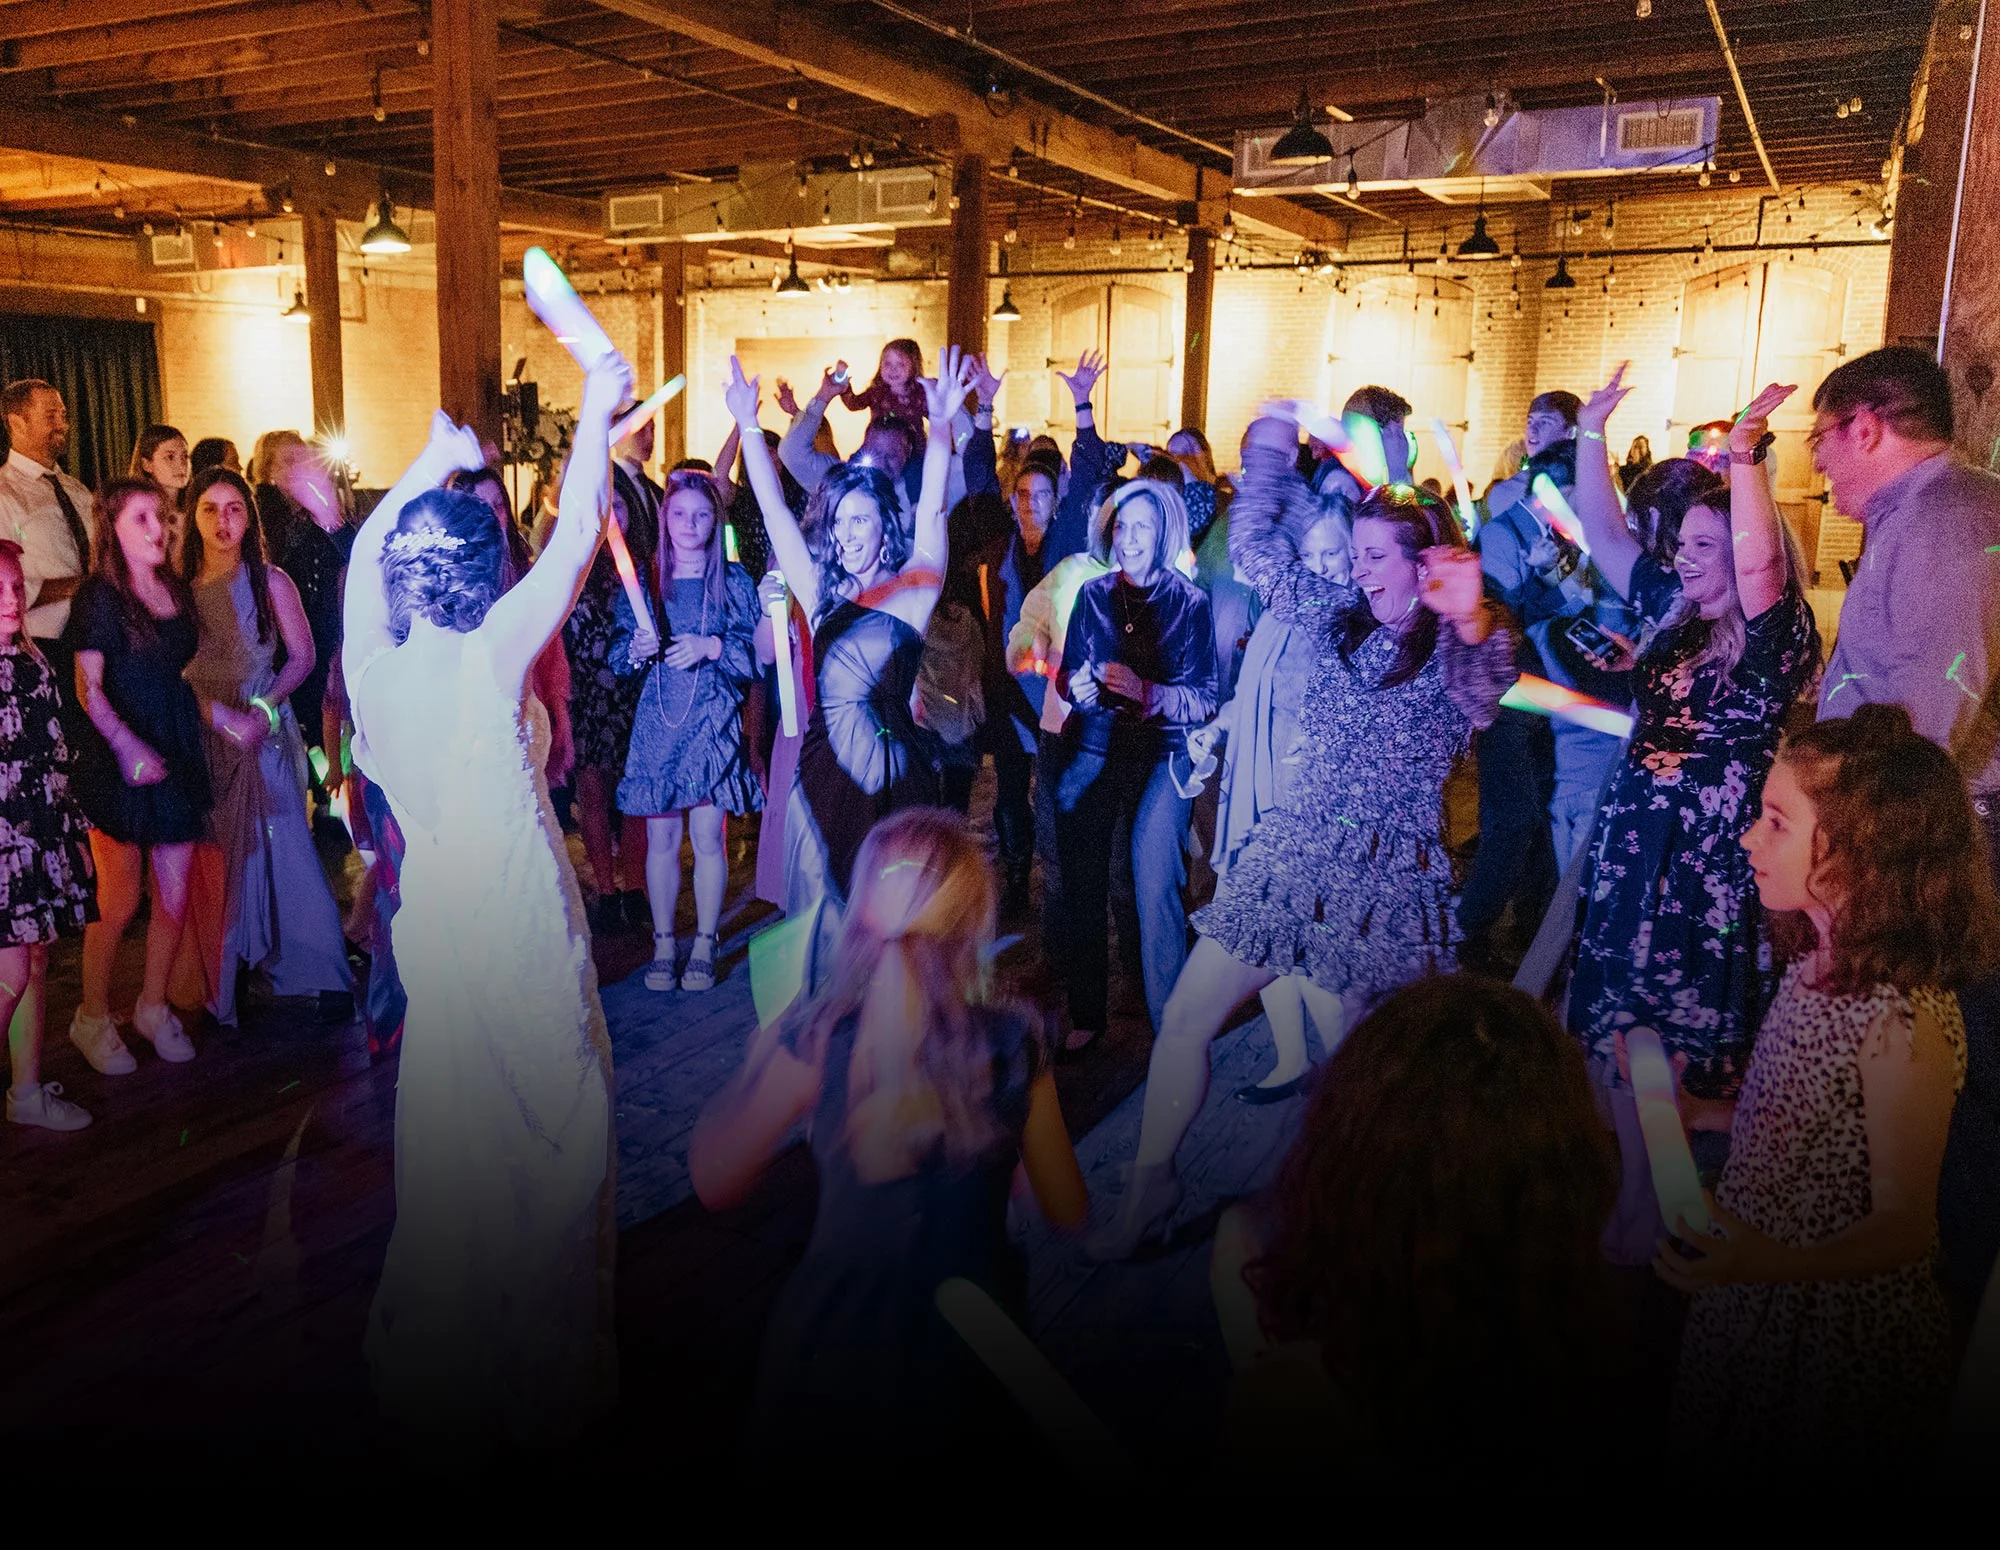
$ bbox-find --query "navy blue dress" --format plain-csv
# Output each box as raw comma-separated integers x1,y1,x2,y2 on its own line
1567,563,1819,1099
750,1006,1043,1455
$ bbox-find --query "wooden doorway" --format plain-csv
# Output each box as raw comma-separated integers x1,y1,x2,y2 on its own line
1046,283,1177,443
1325,274,1474,460
1672,261,1851,581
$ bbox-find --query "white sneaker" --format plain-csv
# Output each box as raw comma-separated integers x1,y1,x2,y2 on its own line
133,1002,196,1064
69,1009,137,1075
7,1081,92,1132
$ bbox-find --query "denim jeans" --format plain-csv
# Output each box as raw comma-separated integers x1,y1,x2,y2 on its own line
1458,706,1558,944
1550,723,1625,871
1049,739,1194,1034
992,736,1035,878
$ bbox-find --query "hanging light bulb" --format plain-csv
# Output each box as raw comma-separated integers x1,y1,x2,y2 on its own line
1636,0,1652,15
1004,214,1018,245
798,169,810,199
1850,96,1863,113
1345,155,1360,201
1729,168,1742,183
926,178,937,214
861,146,875,168
1605,201,1616,236
245,214,256,237
360,195,410,254
785,95,798,111
1607,263,1617,286
848,145,863,170
1698,168,1712,187
141,220,154,236
1836,102,1850,119
949,192,960,211
1109,220,1122,256
1484,92,1501,128
821,194,833,225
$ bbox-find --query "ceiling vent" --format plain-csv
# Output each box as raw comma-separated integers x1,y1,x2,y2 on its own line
1235,93,1721,203
601,164,951,243
149,230,196,267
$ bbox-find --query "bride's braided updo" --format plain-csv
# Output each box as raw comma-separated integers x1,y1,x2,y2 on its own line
382,486,507,642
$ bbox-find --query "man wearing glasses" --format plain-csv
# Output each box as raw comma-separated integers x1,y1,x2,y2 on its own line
1811,344,2000,1315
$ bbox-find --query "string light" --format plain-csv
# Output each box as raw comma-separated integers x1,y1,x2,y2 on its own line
1345,155,1360,200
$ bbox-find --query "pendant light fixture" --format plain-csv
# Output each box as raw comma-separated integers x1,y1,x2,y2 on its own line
1545,256,1578,290
991,250,1020,323
359,194,410,255
775,238,811,295
1270,86,1336,165
1456,213,1500,259
282,288,311,321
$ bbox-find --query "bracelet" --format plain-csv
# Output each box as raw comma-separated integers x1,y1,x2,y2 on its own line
1579,430,1607,442
250,694,281,735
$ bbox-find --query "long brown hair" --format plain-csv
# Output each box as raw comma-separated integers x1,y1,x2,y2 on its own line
181,467,279,646
0,540,51,677
128,424,186,481
1769,703,2000,994
1337,483,1465,688
1247,975,1616,1449
656,468,729,615
90,476,192,644
764,808,1023,1183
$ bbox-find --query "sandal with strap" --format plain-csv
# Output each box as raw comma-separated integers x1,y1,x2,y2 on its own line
644,934,677,992
679,932,718,993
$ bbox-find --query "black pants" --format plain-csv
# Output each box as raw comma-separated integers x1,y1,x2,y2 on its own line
1942,803,2000,1310
992,734,1034,878
1457,706,1558,946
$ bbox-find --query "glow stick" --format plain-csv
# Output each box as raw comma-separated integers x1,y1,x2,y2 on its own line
521,247,617,369
1429,417,1480,537
1341,411,1390,488
748,909,813,1027
1625,1028,1712,1237
935,1278,1132,1479
609,374,687,445
1499,673,1636,739
1531,472,1589,554
602,516,656,640
724,524,740,564
767,570,800,737
308,746,329,785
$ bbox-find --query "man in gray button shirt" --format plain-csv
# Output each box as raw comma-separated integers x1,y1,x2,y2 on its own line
1813,345,2000,1307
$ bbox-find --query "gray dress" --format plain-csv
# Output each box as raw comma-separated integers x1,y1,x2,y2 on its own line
186,567,352,1025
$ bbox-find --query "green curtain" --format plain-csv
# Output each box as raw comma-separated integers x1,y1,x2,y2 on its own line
0,311,164,492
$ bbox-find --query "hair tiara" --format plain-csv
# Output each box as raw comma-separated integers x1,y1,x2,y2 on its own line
386,529,467,559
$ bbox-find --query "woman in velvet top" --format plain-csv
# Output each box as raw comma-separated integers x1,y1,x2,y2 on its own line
1049,478,1219,1053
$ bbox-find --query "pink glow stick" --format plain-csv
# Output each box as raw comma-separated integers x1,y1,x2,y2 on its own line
1499,673,1636,739
1429,417,1479,537
521,247,617,369
610,375,687,445
602,516,656,641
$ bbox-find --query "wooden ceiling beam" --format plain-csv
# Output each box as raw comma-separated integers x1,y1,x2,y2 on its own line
0,0,253,44
0,0,416,73
0,91,603,235
586,0,1344,244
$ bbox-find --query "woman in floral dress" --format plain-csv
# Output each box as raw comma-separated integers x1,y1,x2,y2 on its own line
1090,412,1519,1258
562,481,651,931
1563,370,1820,1258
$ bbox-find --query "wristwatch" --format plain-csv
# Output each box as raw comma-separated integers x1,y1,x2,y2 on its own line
1744,432,1774,465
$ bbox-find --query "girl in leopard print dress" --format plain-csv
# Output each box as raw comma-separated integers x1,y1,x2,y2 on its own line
1659,705,2000,1454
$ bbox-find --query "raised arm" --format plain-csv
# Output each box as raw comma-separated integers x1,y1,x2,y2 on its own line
962,354,1005,502
1572,364,1645,598
480,350,632,692
714,420,743,501
1229,419,1353,625
778,364,843,494
342,409,487,687
728,355,820,622
911,346,979,578
1725,382,1796,621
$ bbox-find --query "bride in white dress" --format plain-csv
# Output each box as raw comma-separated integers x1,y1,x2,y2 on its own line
347,351,632,1447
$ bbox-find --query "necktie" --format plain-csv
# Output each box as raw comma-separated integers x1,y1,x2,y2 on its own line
42,473,90,572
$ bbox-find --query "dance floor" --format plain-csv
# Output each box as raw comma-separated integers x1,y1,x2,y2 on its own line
0,782,1306,1470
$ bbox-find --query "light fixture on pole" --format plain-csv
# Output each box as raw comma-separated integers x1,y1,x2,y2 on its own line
1270,86,1336,165
359,195,410,255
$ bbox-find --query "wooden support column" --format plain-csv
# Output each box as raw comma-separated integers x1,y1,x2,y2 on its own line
659,244,687,470
1887,7,1980,350
946,153,989,357
300,207,344,440
1181,228,1216,436
433,0,502,449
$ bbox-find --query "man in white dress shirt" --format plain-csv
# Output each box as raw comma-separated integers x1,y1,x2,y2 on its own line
0,379,95,665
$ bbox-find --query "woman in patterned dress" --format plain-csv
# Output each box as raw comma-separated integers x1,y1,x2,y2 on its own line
562,478,651,931
0,541,96,1131
1090,411,1519,1259
1563,370,1821,1261
1659,705,2000,1453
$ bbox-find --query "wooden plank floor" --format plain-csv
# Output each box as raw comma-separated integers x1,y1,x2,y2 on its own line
0,779,1311,1475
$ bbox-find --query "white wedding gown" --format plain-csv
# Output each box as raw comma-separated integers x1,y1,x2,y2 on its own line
355,629,616,1447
